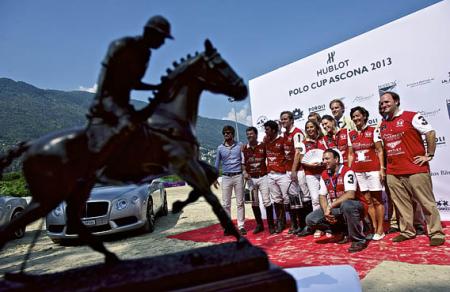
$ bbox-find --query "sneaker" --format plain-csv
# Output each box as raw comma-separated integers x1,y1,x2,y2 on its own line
366,233,374,240
386,227,399,234
348,241,368,253
429,237,445,246
325,232,333,238
392,234,415,242
372,233,385,241
314,230,324,238
239,228,247,235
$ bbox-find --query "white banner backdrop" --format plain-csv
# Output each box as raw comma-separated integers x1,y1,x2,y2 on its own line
249,0,450,220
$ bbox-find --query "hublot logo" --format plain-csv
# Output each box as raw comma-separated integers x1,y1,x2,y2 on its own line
327,51,335,64
316,51,350,77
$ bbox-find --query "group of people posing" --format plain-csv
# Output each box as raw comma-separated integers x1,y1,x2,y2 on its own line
215,92,446,253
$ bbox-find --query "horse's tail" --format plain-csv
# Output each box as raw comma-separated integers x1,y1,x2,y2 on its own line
0,141,30,178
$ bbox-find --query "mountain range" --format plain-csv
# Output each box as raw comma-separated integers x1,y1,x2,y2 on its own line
0,77,248,169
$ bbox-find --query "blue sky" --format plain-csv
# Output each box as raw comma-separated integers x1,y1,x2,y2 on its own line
0,0,442,124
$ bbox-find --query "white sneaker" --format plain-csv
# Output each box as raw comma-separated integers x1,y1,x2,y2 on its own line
373,233,385,241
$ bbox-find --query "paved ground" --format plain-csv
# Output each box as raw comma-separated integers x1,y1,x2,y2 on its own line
1,185,449,291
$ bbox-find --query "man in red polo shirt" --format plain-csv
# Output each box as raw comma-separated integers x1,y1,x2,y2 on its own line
264,120,290,233
304,149,368,253
242,126,273,234
280,111,311,234
379,91,445,246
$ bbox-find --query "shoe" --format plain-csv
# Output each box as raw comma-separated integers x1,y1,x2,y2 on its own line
297,227,313,237
366,233,374,240
239,228,247,235
268,224,276,235
314,230,324,238
337,235,349,244
348,241,368,253
372,233,385,241
392,234,415,242
386,227,399,234
415,225,426,236
429,237,445,246
325,232,333,238
252,224,264,234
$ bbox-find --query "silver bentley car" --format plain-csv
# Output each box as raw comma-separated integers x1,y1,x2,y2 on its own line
46,179,168,243
0,196,28,239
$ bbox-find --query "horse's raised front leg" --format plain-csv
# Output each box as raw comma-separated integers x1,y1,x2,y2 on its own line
65,178,119,264
172,160,218,213
177,159,242,242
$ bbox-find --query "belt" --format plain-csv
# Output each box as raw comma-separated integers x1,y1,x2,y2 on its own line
250,173,266,179
222,172,242,177
269,171,286,175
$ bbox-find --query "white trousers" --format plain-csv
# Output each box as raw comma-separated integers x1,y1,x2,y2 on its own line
247,175,271,207
221,174,245,228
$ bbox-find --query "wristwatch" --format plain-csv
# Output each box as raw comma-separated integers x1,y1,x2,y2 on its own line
427,153,434,159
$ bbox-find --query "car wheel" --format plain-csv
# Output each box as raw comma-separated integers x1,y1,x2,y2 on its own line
12,210,26,239
143,197,155,233
161,192,169,216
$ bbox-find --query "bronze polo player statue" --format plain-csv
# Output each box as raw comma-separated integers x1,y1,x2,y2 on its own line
0,39,248,263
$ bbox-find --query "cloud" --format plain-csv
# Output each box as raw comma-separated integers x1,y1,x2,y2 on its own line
78,83,97,93
223,104,252,126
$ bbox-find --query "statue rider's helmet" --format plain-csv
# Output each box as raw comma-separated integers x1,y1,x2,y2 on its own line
144,15,174,39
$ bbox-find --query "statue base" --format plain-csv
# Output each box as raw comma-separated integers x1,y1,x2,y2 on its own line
0,241,296,291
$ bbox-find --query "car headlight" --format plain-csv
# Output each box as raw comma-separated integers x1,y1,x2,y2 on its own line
115,199,128,210
53,204,64,217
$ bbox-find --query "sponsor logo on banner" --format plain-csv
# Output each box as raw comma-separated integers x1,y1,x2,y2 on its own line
378,81,398,96
317,51,350,77
423,136,446,148
406,78,434,88
256,115,268,130
352,94,374,104
292,108,304,121
289,56,393,97
367,118,379,126
431,169,450,177
436,136,446,147
442,72,450,85
308,104,326,113
436,199,450,212
327,51,335,64
418,109,440,119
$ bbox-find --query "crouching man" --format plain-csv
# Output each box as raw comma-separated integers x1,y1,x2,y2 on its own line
305,149,368,253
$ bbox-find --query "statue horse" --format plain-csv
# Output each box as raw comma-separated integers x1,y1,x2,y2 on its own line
0,39,248,264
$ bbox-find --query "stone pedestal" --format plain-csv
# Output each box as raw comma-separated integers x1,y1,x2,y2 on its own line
0,241,296,291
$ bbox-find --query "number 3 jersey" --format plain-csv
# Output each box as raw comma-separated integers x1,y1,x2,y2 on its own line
319,165,368,211
379,110,432,175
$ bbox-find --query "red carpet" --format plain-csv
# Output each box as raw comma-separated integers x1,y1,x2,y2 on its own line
168,220,450,279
